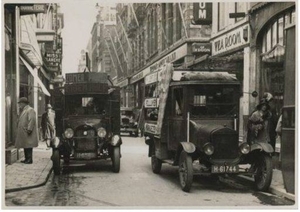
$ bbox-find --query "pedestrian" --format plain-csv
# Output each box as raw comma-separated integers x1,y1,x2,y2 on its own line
247,98,273,147
15,97,39,164
275,111,283,161
263,92,278,151
138,106,145,137
41,104,56,148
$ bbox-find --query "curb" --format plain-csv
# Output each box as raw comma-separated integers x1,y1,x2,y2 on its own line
5,165,53,194
237,175,295,202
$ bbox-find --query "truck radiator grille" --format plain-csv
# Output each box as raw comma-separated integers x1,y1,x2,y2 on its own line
211,132,239,160
75,129,97,152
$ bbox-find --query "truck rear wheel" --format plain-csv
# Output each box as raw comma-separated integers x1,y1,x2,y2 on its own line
179,151,193,192
151,155,162,174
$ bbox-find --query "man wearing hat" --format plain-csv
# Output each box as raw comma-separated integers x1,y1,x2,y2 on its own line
41,103,56,148
15,97,39,164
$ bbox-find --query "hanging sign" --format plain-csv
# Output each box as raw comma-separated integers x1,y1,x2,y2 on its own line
20,4,46,15
193,3,212,25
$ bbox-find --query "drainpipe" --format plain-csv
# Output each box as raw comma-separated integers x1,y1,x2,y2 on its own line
15,6,20,115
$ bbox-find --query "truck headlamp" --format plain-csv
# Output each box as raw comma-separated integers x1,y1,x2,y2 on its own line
64,128,74,139
240,142,250,154
97,127,107,138
203,143,214,156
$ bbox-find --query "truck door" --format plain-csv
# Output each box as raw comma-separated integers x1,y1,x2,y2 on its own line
168,87,185,151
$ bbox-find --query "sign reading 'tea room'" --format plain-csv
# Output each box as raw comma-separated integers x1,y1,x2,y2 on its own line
193,3,212,25
211,24,250,56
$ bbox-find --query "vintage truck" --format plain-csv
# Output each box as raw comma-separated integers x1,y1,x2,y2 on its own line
143,64,273,192
50,72,122,174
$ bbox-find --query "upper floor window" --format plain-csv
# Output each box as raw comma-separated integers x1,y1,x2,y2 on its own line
218,2,248,31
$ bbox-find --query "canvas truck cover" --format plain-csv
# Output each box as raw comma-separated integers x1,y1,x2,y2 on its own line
65,72,109,95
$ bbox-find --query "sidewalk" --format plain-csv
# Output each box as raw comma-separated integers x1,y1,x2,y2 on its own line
238,167,295,202
5,141,53,193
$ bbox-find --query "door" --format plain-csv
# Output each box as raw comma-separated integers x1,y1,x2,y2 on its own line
168,87,185,151
281,24,295,194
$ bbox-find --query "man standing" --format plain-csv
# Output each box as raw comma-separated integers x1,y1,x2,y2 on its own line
41,104,56,147
15,97,39,164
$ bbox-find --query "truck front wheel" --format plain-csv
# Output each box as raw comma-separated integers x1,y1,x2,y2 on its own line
179,151,193,192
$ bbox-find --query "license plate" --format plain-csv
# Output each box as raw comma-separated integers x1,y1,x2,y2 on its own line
75,153,96,159
211,165,239,173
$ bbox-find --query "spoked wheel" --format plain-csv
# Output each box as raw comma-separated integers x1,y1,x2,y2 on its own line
151,155,162,174
254,153,273,191
112,146,121,173
178,151,193,192
52,149,61,175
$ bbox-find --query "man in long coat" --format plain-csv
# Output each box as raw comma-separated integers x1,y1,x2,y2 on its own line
15,97,39,164
41,104,56,147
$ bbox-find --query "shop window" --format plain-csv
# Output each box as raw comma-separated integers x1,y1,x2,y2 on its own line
161,3,167,50
167,3,173,45
175,3,182,41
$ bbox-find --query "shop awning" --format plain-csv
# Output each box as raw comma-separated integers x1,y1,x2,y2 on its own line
261,44,285,63
20,16,43,67
20,56,51,96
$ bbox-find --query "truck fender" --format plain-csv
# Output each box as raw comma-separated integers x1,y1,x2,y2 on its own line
52,137,61,148
179,142,196,154
110,135,122,147
250,143,274,153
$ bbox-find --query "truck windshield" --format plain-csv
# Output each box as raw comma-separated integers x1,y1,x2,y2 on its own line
189,85,239,118
65,95,108,115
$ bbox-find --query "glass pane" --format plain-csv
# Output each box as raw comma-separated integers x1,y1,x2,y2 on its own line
272,21,277,47
285,13,290,25
291,10,296,24
266,28,271,51
262,33,266,53
278,17,284,45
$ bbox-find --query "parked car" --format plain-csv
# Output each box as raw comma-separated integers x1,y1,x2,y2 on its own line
120,107,138,137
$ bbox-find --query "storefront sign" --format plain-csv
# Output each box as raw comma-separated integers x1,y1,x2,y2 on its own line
145,98,159,108
20,4,46,14
145,71,158,85
193,3,212,25
66,72,107,84
131,44,188,84
131,71,144,84
65,83,108,95
144,123,157,134
192,43,211,54
211,24,250,56
117,79,129,88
